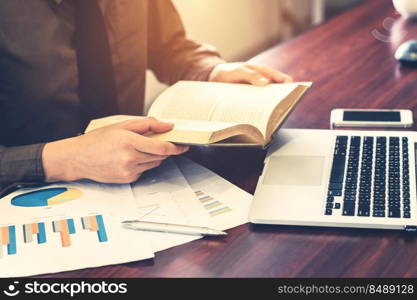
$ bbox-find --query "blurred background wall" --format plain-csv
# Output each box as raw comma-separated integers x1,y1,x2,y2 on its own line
144,0,362,112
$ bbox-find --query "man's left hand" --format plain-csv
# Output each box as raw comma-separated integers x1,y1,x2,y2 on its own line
208,62,293,86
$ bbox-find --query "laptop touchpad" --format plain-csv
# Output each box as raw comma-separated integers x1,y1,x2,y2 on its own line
263,156,325,186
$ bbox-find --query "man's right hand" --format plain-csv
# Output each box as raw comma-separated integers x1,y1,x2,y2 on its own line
42,117,188,184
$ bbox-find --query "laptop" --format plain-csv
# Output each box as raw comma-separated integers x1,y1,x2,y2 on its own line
250,129,417,231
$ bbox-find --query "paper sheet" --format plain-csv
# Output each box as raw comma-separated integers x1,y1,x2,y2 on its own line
1,181,138,223
175,157,253,230
0,154,255,277
0,181,153,277
130,159,209,252
130,157,252,253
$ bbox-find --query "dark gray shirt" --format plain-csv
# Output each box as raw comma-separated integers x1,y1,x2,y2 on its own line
0,0,224,190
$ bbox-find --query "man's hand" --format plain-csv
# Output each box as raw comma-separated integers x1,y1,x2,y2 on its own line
209,62,293,86
42,117,188,184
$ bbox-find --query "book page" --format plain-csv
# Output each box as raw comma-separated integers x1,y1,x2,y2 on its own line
85,115,146,132
147,119,263,145
161,118,241,132
148,81,303,137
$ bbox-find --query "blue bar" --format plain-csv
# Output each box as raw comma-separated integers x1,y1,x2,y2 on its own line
67,219,76,234
7,226,16,255
95,215,108,242
37,222,46,244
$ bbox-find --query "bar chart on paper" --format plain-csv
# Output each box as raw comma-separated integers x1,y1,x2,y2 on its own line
0,182,155,277
0,215,108,259
175,157,253,231
81,215,108,243
194,190,232,217
0,225,16,258
0,212,154,277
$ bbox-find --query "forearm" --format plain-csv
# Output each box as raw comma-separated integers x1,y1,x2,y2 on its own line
0,137,84,197
42,137,81,183
0,143,46,190
152,40,225,84
169,43,225,82
147,0,225,84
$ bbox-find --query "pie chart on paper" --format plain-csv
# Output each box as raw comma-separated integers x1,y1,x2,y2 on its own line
11,187,82,207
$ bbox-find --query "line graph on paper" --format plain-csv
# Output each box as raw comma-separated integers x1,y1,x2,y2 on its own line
133,192,171,221
130,158,212,228
132,192,209,225
136,204,166,219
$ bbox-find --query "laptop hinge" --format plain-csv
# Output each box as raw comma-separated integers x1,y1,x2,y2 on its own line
404,226,417,232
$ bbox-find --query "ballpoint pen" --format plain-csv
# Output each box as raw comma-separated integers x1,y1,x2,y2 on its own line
121,220,227,236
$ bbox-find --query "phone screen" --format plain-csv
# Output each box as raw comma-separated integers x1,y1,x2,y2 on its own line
343,111,401,122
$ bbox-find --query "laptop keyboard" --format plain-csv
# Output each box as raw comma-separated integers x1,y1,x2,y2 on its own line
325,135,411,218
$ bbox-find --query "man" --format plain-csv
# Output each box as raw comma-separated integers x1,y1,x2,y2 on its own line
0,0,292,193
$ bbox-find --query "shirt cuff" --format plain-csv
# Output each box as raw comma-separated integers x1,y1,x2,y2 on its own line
187,55,226,82
0,143,46,185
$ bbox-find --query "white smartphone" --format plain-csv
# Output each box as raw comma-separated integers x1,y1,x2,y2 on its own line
330,109,413,128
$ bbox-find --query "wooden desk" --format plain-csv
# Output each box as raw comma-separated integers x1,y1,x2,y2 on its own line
46,0,417,277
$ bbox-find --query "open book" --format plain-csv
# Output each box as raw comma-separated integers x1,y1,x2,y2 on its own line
86,81,312,147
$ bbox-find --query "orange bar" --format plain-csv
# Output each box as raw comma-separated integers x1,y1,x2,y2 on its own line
31,223,39,235
88,216,99,232
58,220,71,247
1,227,9,245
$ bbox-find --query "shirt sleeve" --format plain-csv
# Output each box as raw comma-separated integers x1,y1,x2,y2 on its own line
0,143,46,191
147,0,226,85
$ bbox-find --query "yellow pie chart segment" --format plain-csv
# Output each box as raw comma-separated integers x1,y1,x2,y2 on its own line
47,188,83,205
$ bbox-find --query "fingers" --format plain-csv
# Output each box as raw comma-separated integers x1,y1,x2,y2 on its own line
232,66,271,86
129,160,166,183
121,117,174,134
135,160,163,173
210,62,293,86
246,64,293,83
126,131,189,156
131,151,168,164
115,160,164,184
243,67,271,86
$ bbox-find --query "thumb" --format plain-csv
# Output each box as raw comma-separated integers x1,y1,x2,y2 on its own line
121,117,174,134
